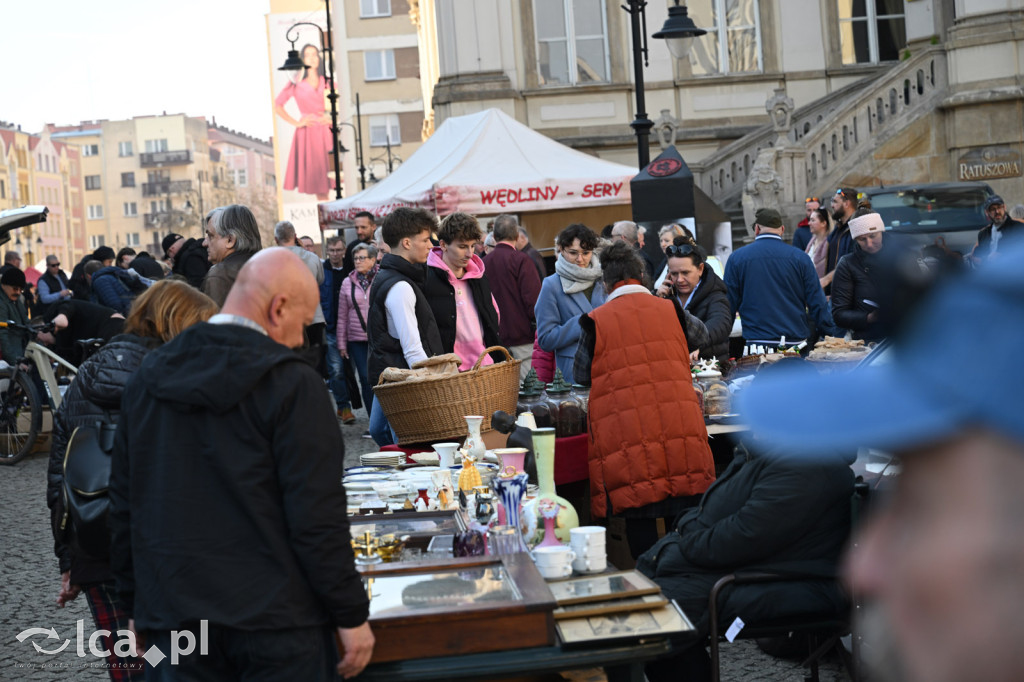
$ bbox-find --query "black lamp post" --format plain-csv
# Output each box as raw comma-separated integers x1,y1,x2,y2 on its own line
624,0,706,170
279,0,343,200
337,93,367,190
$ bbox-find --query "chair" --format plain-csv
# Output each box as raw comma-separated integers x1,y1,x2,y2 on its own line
706,480,870,682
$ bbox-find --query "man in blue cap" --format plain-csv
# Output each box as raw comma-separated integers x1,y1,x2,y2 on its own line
973,194,1023,262
738,242,1024,682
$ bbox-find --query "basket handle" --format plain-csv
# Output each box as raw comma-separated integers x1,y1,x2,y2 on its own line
471,346,513,371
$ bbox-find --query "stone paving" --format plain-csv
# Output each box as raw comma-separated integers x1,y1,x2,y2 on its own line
0,402,850,681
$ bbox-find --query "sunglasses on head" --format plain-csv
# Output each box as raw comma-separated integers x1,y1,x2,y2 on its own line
805,197,820,203
665,244,703,264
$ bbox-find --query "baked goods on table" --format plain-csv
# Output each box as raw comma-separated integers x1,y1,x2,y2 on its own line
807,336,873,363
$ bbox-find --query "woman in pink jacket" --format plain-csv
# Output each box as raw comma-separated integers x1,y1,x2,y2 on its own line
337,242,378,419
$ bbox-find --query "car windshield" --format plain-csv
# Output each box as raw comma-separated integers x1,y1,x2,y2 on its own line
870,187,989,232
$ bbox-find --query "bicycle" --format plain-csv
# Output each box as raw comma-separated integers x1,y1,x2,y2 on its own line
0,320,79,465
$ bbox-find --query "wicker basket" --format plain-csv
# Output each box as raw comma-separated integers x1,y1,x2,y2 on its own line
373,346,521,445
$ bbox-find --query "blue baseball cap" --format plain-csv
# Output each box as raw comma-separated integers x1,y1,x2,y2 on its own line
737,242,1024,455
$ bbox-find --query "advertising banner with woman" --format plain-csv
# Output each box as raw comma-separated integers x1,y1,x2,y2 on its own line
267,11,339,236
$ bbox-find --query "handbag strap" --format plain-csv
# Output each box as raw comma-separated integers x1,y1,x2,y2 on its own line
351,280,368,333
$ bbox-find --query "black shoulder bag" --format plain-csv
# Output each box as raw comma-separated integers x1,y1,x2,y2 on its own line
59,416,117,561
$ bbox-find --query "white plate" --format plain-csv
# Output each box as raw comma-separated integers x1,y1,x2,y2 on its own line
343,473,393,482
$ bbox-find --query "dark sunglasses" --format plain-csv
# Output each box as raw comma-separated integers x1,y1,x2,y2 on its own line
49,262,60,267
665,244,703,264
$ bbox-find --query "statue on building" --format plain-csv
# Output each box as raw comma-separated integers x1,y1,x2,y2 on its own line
766,88,795,147
653,109,681,151
740,147,783,241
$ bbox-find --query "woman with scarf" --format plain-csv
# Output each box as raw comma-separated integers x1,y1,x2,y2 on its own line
573,241,714,558
535,223,606,380
337,242,378,420
831,212,887,342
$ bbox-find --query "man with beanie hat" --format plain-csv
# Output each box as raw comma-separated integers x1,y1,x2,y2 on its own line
164,231,211,289
724,207,838,347
738,240,1024,682
0,267,30,363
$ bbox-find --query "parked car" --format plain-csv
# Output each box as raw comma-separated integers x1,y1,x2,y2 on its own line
0,205,48,247
860,182,994,256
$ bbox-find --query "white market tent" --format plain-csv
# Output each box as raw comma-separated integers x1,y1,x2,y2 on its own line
318,108,638,228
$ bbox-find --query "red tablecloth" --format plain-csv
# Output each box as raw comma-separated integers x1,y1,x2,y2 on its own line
383,434,591,485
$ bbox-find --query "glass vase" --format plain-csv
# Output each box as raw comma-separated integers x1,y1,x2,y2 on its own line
522,427,579,546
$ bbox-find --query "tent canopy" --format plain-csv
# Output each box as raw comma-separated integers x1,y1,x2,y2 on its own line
319,109,637,227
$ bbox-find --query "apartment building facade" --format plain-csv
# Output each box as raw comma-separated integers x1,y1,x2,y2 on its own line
1,124,87,268
49,114,233,260
207,122,279,246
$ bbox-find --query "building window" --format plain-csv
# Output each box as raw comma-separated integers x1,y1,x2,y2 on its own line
82,144,99,156
0,180,5,199
118,141,134,157
88,205,104,220
688,0,762,75
85,175,102,190
837,0,905,64
126,232,141,246
360,0,390,17
236,169,248,187
144,139,169,153
150,200,168,213
368,115,401,147
90,235,105,249
364,49,396,81
534,0,610,86
265,173,275,187
123,202,138,217
121,172,136,188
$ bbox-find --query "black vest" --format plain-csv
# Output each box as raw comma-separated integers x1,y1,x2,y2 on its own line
367,254,444,386
423,265,502,365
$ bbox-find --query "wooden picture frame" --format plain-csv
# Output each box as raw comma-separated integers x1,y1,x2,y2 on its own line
552,594,669,620
555,600,696,648
547,570,662,606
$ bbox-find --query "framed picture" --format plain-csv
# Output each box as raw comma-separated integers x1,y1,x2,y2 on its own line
349,510,467,541
553,594,669,620
547,569,662,606
556,600,696,648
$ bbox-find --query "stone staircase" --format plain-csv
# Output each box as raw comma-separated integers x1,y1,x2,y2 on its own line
685,45,950,244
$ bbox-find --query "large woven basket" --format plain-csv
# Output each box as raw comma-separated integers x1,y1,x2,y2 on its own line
373,346,521,445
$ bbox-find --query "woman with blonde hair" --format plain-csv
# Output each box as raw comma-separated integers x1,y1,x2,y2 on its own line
653,223,692,290
46,279,218,682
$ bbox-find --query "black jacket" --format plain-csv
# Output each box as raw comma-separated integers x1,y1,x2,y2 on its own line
423,265,503,364
367,254,444,387
831,246,885,342
69,255,97,301
172,238,211,289
685,266,733,361
109,323,368,630
637,448,853,629
976,215,1024,257
46,334,156,584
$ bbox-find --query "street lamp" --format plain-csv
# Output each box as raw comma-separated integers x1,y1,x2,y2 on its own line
278,0,343,200
337,93,367,190
624,0,707,169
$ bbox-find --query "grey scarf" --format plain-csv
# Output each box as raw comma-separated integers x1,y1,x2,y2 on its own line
554,253,603,295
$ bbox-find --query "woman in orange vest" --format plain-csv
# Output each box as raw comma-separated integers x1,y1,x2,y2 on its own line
574,241,716,558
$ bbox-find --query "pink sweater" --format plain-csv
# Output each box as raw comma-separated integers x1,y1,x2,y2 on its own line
336,269,373,353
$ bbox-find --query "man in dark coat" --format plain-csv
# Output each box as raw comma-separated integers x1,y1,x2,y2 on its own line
342,212,376,277
974,194,1024,262
515,223,547,282
637,446,854,681
163,232,210,289
39,299,125,366
484,214,541,377
109,249,374,679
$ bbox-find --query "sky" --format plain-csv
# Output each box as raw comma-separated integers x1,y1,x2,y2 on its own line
3,0,279,141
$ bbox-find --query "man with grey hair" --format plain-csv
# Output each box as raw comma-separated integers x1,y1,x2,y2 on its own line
201,204,263,306
487,214,542,378
275,220,327,374
611,220,655,284
512,221,546,280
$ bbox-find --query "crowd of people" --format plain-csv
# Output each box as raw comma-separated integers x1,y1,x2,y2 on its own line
6,187,1018,681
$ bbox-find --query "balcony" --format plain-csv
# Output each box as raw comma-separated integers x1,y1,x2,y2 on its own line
139,150,193,167
141,179,192,197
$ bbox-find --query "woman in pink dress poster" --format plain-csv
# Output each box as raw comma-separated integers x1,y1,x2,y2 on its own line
275,44,333,200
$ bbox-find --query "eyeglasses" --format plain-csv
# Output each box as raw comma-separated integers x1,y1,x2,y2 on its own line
49,263,60,267
835,189,863,201
805,197,820,204
563,248,592,259
666,244,696,257
353,256,372,262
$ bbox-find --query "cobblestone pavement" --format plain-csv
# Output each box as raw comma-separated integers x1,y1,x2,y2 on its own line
1,403,850,681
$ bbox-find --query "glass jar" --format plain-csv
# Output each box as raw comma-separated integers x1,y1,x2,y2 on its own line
691,375,705,415
516,389,545,419
546,370,583,438
570,384,590,433
696,369,731,416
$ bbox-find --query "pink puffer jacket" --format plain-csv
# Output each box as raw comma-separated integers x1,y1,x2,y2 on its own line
336,270,373,352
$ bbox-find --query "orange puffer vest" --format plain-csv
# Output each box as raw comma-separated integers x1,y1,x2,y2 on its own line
587,286,715,518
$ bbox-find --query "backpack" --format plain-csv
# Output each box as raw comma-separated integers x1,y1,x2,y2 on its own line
59,419,117,561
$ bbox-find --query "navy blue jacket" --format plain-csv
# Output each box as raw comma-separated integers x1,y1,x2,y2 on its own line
724,235,837,343
91,266,145,315
319,261,346,332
